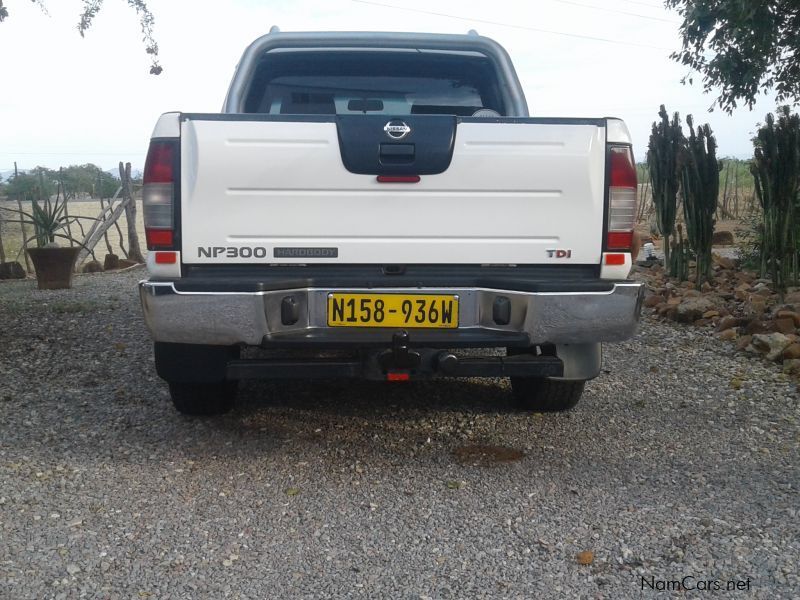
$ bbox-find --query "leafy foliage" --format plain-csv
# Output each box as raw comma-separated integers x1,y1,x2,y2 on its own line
666,0,800,112
0,0,161,74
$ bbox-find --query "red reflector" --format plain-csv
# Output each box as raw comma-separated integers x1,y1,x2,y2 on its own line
386,372,410,381
154,251,177,264
144,141,175,184
609,145,637,188
607,231,633,250
146,228,173,247
377,175,421,183
604,253,626,265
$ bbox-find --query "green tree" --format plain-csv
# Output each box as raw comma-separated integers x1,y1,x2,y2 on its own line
666,0,800,112
0,0,161,74
5,167,57,201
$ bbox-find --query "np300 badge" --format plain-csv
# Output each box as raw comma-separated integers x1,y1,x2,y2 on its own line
384,120,411,140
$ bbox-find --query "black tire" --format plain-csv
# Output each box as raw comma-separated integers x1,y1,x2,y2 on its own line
510,377,585,413
168,381,238,416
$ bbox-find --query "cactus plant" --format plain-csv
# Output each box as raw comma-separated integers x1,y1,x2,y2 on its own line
669,224,691,282
751,106,800,298
647,105,683,274
680,115,721,285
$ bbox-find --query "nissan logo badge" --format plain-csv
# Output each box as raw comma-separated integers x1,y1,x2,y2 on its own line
384,120,411,140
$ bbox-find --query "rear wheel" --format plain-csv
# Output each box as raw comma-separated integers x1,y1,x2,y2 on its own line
154,342,241,416
510,377,585,412
168,381,238,416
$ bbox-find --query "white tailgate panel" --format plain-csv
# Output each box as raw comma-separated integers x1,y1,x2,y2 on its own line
181,119,606,264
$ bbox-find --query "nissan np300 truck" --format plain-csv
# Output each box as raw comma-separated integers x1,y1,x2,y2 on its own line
138,30,643,415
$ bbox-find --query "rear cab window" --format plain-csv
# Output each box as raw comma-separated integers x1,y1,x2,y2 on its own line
243,49,506,117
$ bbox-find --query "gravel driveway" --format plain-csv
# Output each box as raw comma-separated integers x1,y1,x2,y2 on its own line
1,270,798,599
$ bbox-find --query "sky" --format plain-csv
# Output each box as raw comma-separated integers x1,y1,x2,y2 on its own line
0,0,782,174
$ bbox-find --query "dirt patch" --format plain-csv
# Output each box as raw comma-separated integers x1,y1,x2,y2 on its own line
453,444,525,467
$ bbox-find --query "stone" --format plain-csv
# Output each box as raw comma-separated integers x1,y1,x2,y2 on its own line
716,328,738,341
675,296,717,323
702,310,720,319
684,289,702,298
736,335,753,351
744,320,768,335
0,261,26,279
643,294,662,308
694,318,712,327
716,315,740,332
784,291,800,304
711,231,735,246
104,253,120,270
712,254,737,270
750,332,792,361
700,281,714,293
118,258,140,269
782,343,800,361
744,297,767,316
776,310,800,328
774,317,796,335
782,358,800,375
82,260,103,273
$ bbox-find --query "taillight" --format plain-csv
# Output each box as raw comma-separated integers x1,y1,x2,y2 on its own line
607,145,637,251
143,140,176,250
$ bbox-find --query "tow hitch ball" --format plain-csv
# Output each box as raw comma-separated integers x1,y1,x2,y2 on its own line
378,331,421,372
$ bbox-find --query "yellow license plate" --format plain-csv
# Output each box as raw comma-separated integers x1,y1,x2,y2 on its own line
327,293,459,328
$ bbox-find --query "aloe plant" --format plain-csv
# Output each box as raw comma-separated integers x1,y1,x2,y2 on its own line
680,115,720,285
751,106,800,298
0,178,96,252
647,105,683,274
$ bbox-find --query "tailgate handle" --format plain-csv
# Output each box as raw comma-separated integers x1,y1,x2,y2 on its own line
379,143,415,164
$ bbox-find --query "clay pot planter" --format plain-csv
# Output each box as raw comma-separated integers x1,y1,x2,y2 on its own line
26,247,81,290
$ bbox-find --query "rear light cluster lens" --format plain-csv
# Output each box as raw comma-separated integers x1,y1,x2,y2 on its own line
607,145,637,251
143,141,176,250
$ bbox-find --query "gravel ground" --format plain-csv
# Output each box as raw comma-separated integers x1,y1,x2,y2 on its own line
1,270,798,599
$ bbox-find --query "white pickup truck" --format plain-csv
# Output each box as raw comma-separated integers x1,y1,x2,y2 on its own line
138,30,643,416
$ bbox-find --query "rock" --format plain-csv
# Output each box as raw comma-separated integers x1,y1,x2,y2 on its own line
82,260,103,273
118,258,140,269
684,289,702,298
736,335,753,351
104,253,120,270
643,294,662,308
744,297,767,316
700,281,714,293
776,310,800,327
774,317,796,335
675,297,717,323
783,358,800,375
744,320,768,335
782,343,800,360
750,332,792,361
712,253,737,269
666,296,682,306
716,328,738,341
712,231,735,246
694,318,712,327
716,315,740,332
785,291,800,304
0,261,26,279
702,310,719,319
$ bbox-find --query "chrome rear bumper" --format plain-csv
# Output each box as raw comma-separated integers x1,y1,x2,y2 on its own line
139,280,643,347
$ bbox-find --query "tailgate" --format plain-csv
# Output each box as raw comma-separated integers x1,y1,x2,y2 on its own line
180,115,606,265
